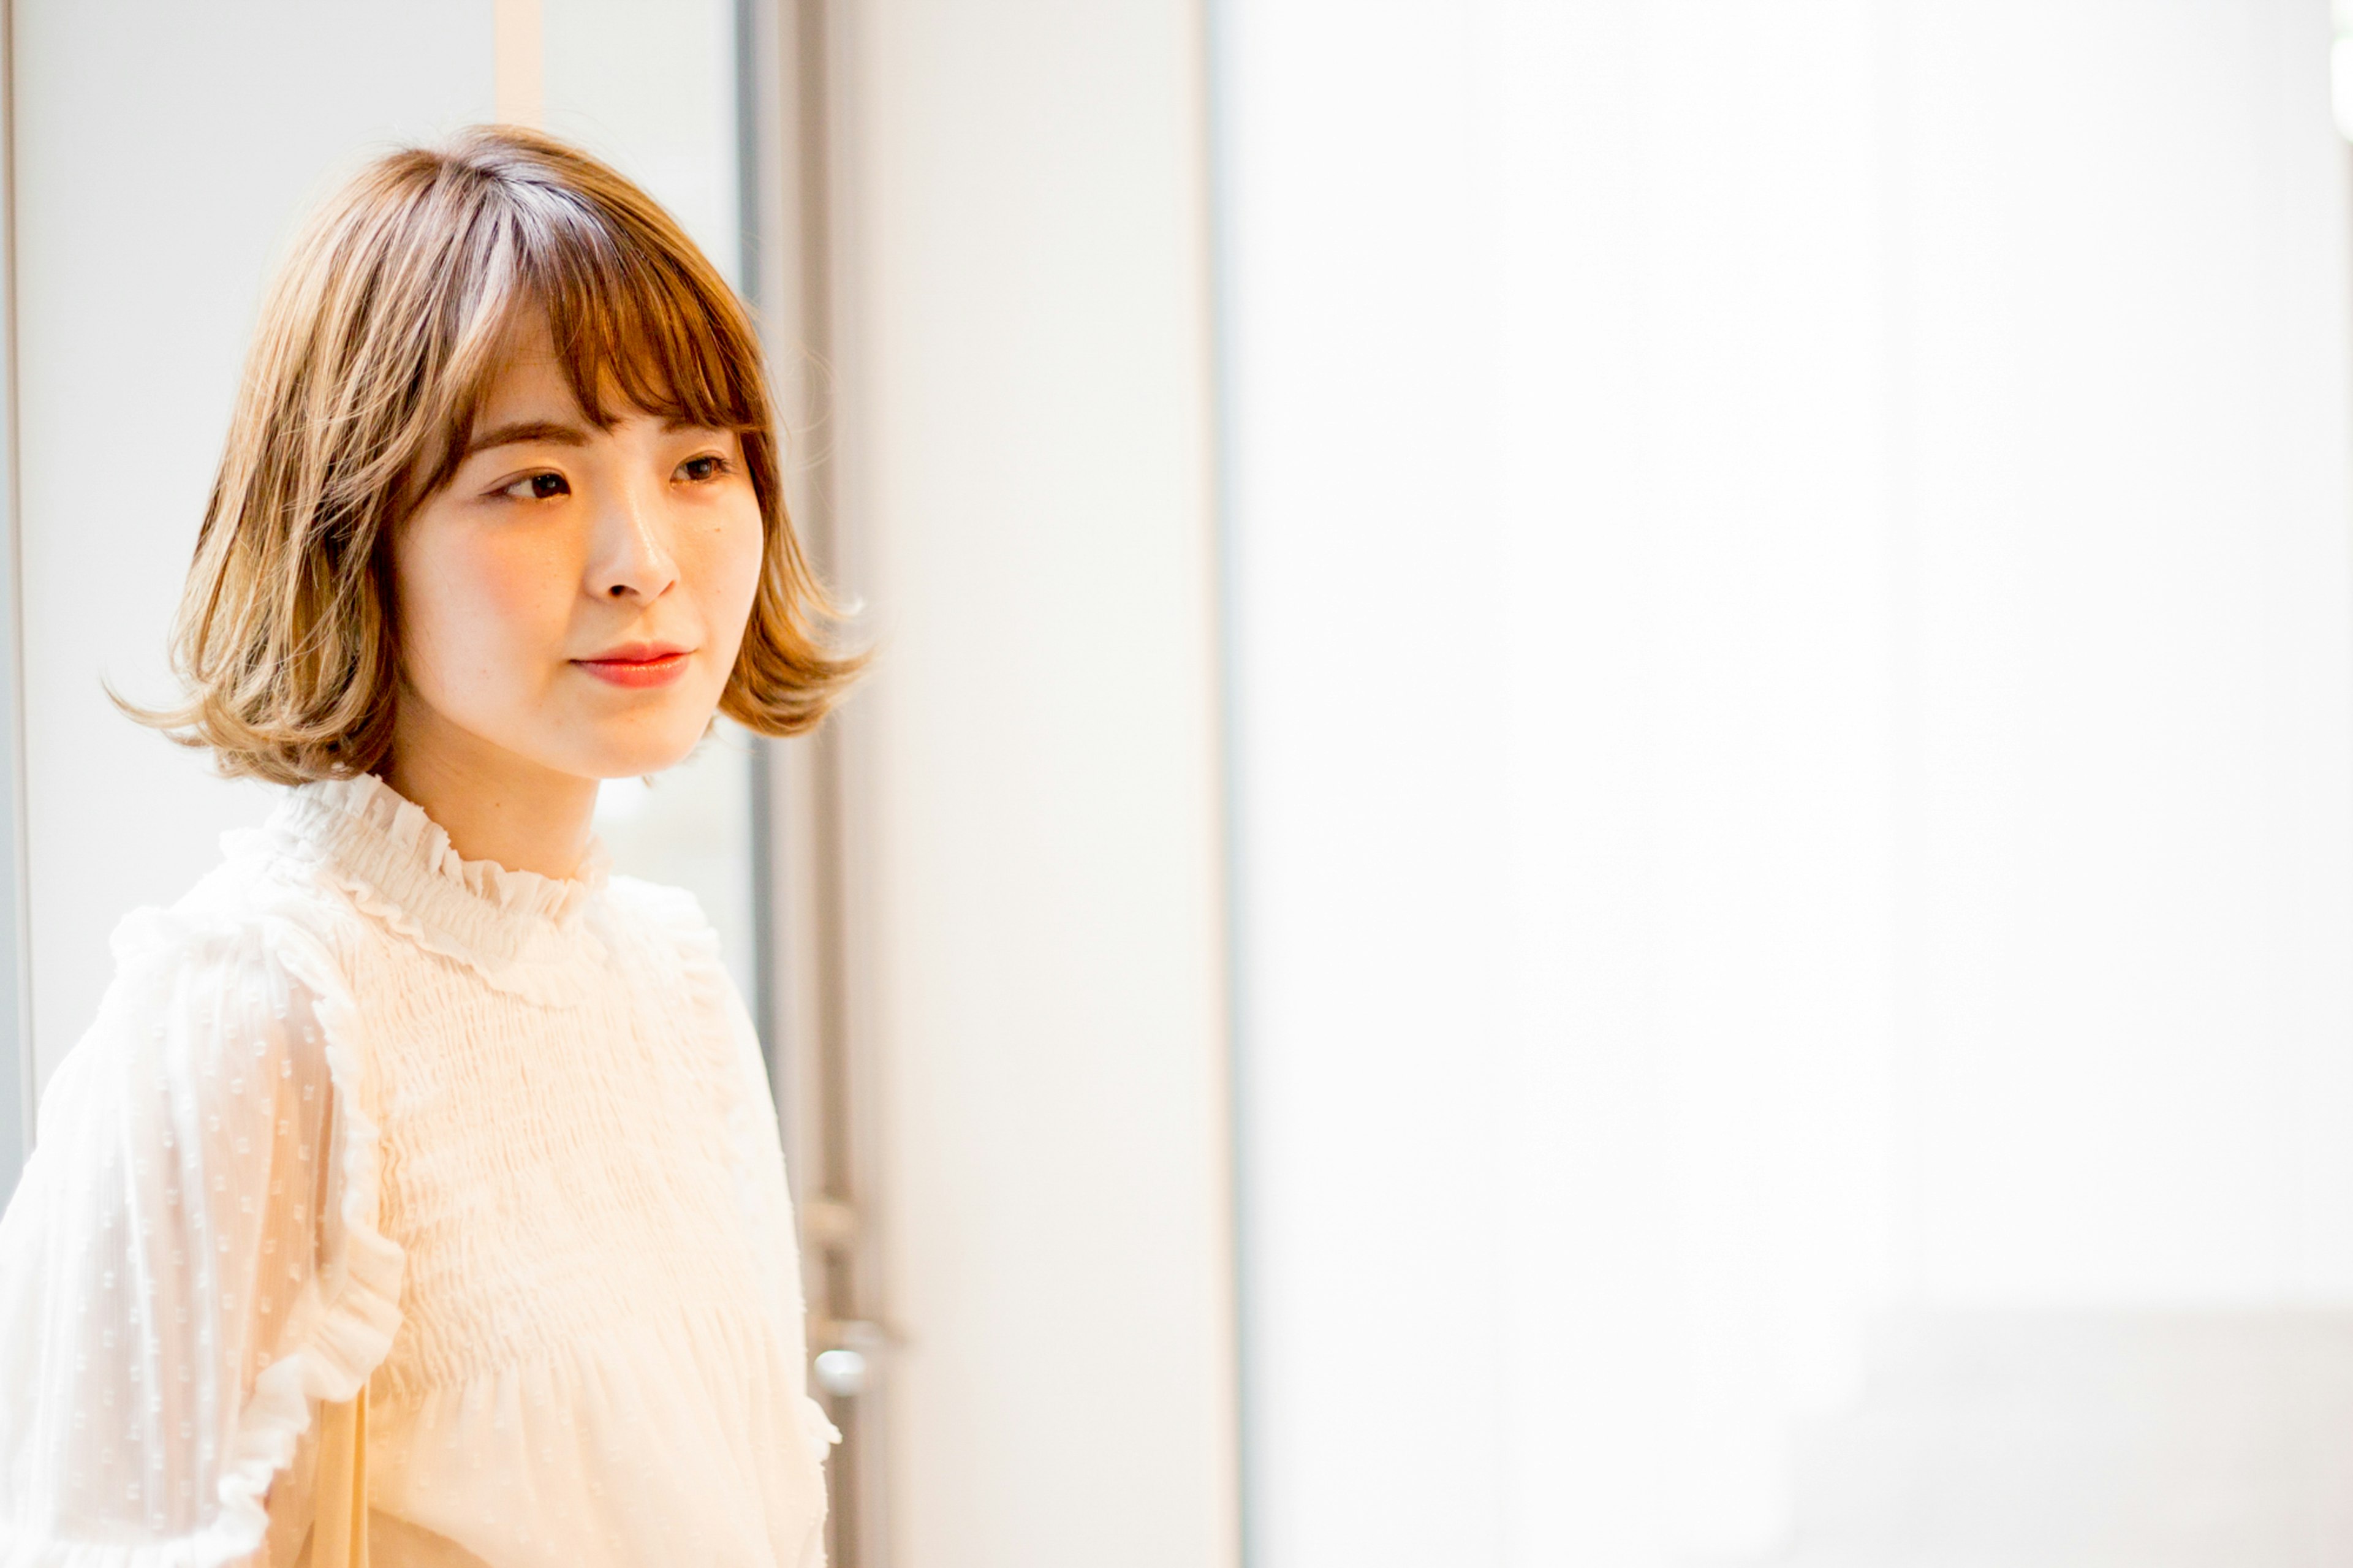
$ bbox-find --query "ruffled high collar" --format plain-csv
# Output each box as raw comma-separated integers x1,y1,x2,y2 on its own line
267,773,610,993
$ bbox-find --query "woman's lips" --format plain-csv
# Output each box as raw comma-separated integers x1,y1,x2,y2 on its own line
573,647,691,689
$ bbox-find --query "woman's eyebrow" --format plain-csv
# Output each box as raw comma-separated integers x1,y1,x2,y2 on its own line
464,419,593,457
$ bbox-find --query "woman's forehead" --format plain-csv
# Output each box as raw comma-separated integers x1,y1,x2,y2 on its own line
466,314,718,436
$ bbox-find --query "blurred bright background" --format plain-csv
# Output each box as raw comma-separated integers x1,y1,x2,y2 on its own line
3,2,2353,1566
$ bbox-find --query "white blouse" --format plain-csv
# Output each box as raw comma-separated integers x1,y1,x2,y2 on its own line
0,774,836,1567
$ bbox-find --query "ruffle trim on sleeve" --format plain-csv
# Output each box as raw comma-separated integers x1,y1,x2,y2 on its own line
31,913,407,1568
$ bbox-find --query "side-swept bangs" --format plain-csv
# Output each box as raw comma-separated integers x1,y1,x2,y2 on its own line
133,125,860,784
416,151,768,498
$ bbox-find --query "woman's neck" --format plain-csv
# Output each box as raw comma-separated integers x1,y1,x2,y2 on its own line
378,699,600,881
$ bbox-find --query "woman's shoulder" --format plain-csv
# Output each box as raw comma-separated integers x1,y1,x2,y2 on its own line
29,865,354,1225
597,876,745,1023
56,811,381,1113
99,826,353,994
601,873,722,955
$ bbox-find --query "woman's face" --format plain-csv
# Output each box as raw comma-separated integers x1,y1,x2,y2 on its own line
390,325,765,784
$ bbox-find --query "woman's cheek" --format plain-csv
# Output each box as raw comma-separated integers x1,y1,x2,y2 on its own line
464,529,580,675
395,528,483,699
691,504,767,663
729,525,764,632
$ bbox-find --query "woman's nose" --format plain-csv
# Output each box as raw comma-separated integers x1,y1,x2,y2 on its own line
590,481,680,602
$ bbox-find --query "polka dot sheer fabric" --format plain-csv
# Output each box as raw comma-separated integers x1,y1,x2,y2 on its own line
0,922,363,1561
0,775,836,1567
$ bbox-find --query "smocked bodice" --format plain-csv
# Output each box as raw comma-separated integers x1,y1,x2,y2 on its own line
267,779,793,1408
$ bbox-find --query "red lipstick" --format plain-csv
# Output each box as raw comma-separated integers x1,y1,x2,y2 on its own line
573,642,692,689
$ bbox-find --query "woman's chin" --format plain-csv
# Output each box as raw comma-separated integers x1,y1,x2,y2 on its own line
586,741,705,781
553,716,716,782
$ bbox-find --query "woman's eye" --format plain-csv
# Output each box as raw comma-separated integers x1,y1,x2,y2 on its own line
679,454,729,483
498,471,569,501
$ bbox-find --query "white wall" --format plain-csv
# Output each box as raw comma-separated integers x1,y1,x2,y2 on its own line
1219,1,2353,1562
826,0,1239,1562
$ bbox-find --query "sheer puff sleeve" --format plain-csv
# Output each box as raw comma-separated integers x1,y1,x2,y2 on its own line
0,910,402,1567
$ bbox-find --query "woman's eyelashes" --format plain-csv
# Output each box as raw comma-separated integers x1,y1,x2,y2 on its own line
485,450,730,505
494,469,571,502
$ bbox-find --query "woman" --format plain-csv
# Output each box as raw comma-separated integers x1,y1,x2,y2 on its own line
0,126,854,1566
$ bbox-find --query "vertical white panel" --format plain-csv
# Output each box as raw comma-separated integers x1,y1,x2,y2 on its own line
0,0,26,1207
831,0,1238,1562
13,2,493,1099
1221,2,1897,1556
1213,7,1512,1566
1486,8,1902,1556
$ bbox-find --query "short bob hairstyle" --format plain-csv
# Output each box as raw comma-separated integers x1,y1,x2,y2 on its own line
134,126,859,785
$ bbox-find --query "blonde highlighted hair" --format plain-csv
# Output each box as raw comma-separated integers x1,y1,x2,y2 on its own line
131,125,858,784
